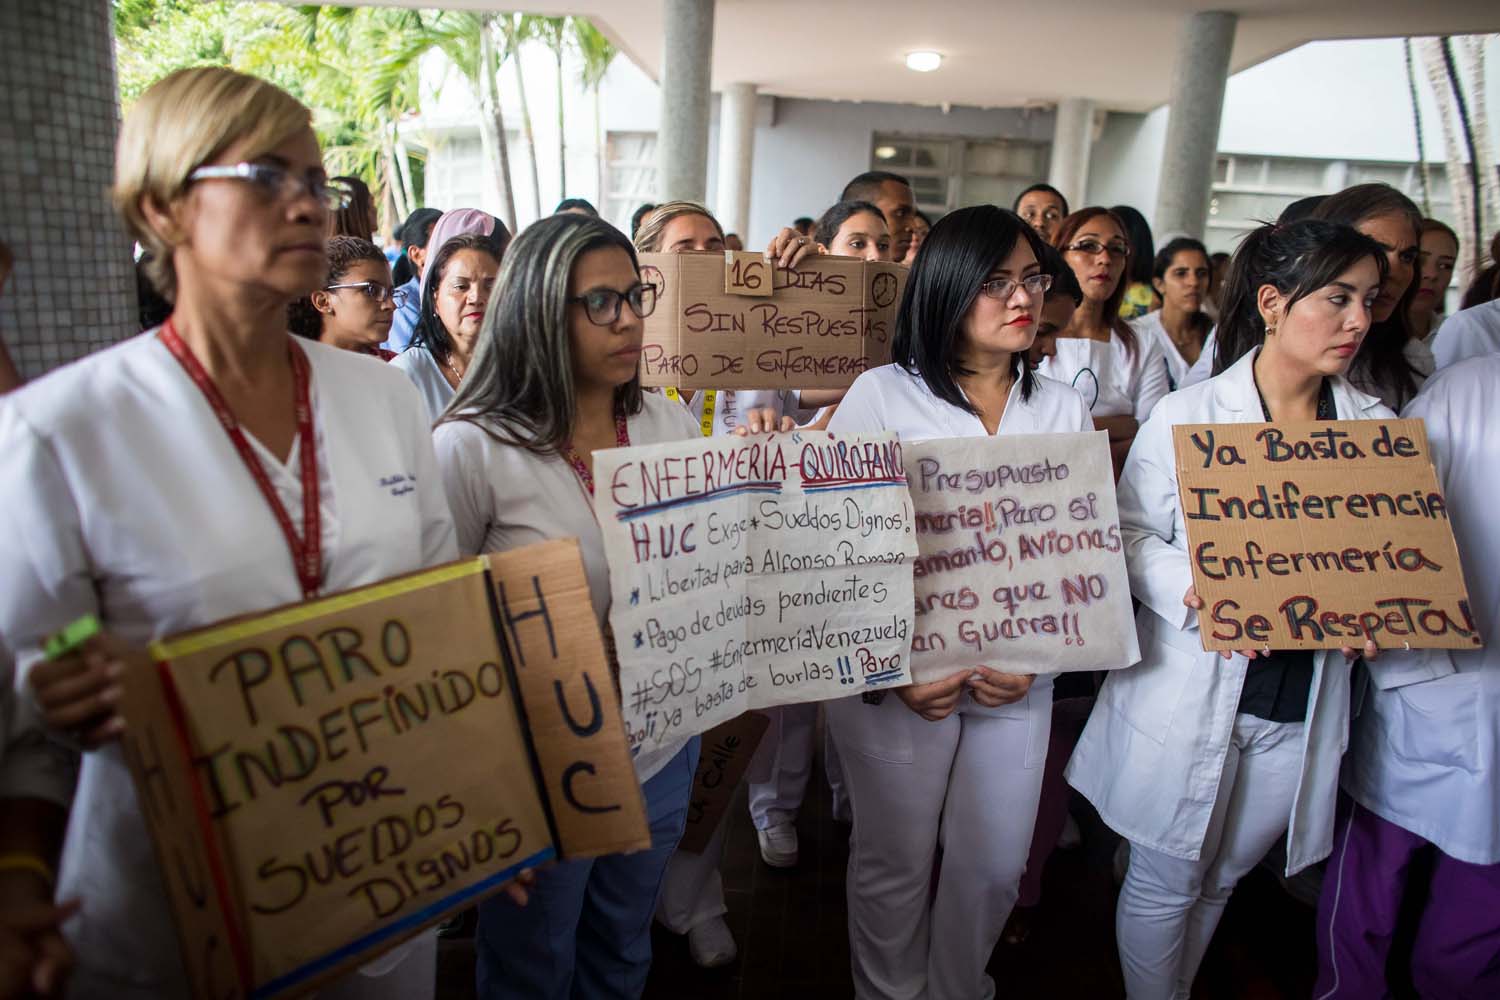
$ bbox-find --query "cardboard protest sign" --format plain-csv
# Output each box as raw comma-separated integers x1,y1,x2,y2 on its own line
637,251,906,390
594,430,919,757
1173,419,1482,651
678,711,771,854
120,550,646,999
903,432,1140,684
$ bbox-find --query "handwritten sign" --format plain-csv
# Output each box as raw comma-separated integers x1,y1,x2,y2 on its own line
1173,419,1482,651
678,711,771,854
594,430,919,757
638,251,906,390
903,432,1139,683
120,551,646,999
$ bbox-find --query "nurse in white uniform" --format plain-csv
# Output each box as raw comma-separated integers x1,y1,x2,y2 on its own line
1040,207,1169,478
1067,218,1392,1000
828,204,1091,1000
1129,237,1214,392
391,230,501,420
1314,354,1500,998
0,68,455,999
433,213,700,998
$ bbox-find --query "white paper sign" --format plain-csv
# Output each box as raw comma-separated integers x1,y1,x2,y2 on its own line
904,431,1140,684
594,430,919,756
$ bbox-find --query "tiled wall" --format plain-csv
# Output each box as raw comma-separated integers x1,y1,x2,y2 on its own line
0,0,137,380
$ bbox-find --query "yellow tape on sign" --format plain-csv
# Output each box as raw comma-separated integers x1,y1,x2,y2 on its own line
664,387,716,437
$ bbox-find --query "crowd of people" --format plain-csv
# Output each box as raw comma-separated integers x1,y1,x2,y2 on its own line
0,65,1496,1000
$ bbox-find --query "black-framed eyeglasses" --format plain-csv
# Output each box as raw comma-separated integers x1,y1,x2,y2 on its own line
1064,238,1131,259
980,273,1052,300
326,281,407,307
188,162,353,211
569,283,658,325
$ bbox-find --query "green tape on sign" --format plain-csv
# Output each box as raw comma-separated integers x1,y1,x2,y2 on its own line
43,614,100,660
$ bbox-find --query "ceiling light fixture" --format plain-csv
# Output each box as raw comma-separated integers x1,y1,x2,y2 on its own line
906,51,942,73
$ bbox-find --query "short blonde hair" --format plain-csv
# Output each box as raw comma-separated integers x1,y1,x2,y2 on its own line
114,67,313,301
632,200,724,254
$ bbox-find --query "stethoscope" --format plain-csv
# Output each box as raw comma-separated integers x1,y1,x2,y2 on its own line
1071,367,1101,410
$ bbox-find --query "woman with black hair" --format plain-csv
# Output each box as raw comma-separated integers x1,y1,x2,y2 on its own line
1068,219,1388,1000
1112,204,1158,320
287,235,401,358
815,199,893,262
1434,230,1500,368
826,205,1091,1000
1131,237,1214,389
901,209,932,266
391,232,500,419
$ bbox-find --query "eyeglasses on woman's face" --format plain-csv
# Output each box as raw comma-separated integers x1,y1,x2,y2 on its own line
326,281,406,307
979,273,1053,300
189,162,353,212
1064,237,1130,260
569,283,658,325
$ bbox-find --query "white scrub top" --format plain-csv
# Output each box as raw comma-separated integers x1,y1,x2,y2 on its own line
1037,328,1169,421
433,391,700,783
0,331,457,996
391,344,456,422
1343,355,1500,864
1129,311,1213,392
1432,298,1500,370
668,388,800,437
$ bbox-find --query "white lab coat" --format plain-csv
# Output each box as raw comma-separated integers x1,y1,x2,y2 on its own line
1432,298,1500,370
1066,348,1413,875
1037,328,1170,421
390,344,455,422
1129,311,1214,392
1341,355,1500,864
0,332,457,998
433,391,699,784
1181,331,1216,388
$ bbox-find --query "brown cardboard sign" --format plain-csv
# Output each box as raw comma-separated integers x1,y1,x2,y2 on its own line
678,711,771,855
120,552,647,999
723,250,773,297
1172,419,1483,651
638,251,906,390
485,540,651,858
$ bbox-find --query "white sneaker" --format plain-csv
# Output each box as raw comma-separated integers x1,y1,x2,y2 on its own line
757,822,799,868
688,915,737,968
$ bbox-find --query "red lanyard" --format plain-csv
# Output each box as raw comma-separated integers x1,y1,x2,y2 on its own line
158,317,324,600
560,409,631,496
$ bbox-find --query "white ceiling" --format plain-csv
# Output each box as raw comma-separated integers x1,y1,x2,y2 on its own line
350,1,1500,112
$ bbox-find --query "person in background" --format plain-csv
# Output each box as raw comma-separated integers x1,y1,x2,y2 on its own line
1458,230,1500,311
0,66,457,1000
287,235,402,358
901,210,932,266
1068,219,1388,1000
1314,354,1500,999
828,205,1087,1000
1014,182,1069,247
815,200,892,262
630,202,658,240
1206,251,1231,320
1311,183,1425,408
1434,231,1500,368
556,197,599,217
327,173,376,239
1410,219,1458,346
1042,207,1168,477
724,233,745,251
841,171,918,263
793,216,815,237
393,232,501,420
1132,237,1214,390
386,206,442,353
1112,204,1158,320
433,213,697,998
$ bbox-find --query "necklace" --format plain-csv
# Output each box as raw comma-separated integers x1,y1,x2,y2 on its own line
442,353,466,387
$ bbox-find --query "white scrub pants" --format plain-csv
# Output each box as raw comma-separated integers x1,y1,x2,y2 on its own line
826,689,1050,1000
1116,713,1304,1000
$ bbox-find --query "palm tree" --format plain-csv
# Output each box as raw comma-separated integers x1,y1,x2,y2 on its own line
535,16,569,197
501,14,543,222
571,18,618,215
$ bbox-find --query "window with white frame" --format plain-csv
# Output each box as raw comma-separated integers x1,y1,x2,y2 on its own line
872,134,1050,218
604,131,658,233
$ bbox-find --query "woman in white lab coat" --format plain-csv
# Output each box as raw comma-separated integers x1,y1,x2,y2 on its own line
827,204,1091,1000
1314,354,1500,998
1129,237,1214,392
0,68,456,999
1040,207,1169,478
1066,219,1396,1000
432,213,700,998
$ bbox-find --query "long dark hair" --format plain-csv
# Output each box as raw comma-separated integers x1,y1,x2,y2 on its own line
1213,219,1388,375
1053,207,1138,355
1460,230,1500,309
411,233,501,366
1311,183,1422,408
1153,237,1213,340
893,205,1045,411
814,199,885,249
1111,204,1156,288
436,214,644,454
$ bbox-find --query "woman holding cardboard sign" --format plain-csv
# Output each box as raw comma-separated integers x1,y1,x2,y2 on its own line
1066,219,1390,1000
825,205,1092,1000
0,69,459,998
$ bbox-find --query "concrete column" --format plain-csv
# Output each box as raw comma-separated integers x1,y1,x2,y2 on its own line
1154,11,1237,239
715,83,757,239
657,0,716,203
0,0,136,378
1047,98,1095,209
